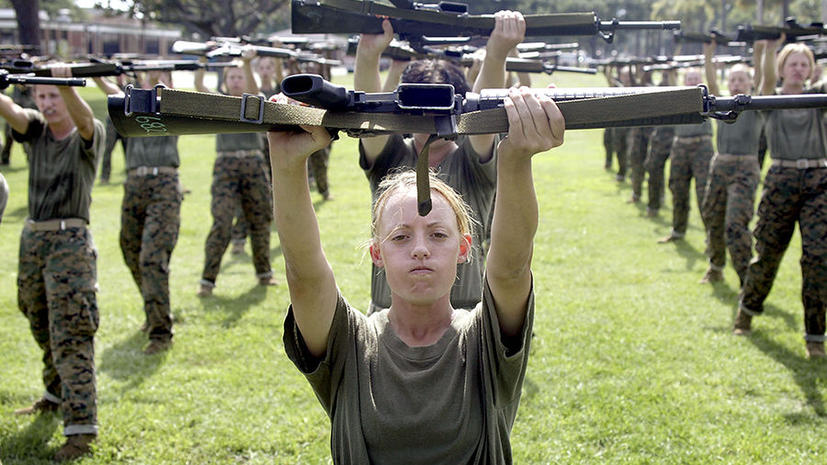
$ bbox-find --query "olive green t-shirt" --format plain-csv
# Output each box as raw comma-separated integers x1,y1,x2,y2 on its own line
13,109,104,222
716,110,764,156
674,118,713,138
284,278,534,465
125,135,180,170
359,134,497,310
765,84,827,161
215,131,264,153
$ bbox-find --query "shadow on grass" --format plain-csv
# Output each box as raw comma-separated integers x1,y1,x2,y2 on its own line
659,237,705,271
710,280,739,306
710,279,799,331
201,283,267,328
4,204,29,222
747,331,827,418
0,411,60,463
99,331,166,393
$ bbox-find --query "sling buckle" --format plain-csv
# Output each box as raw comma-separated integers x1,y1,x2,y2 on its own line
240,93,265,124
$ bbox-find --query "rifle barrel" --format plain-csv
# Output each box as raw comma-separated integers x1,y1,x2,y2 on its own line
0,71,86,88
600,20,681,31
708,94,827,113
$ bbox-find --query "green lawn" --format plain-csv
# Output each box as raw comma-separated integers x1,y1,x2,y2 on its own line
0,73,825,464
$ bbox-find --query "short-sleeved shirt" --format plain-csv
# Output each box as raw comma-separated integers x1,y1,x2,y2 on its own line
674,118,713,138
360,134,497,309
716,110,765,156
284,277,534,465
13,109,104,222
765,84,827,161
125,135,180,169
216,131,265,153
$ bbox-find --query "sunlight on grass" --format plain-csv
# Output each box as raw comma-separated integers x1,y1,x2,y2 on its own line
0,74,825,464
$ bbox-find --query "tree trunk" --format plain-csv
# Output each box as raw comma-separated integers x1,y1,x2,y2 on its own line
757,0,764,23
10,0,41,55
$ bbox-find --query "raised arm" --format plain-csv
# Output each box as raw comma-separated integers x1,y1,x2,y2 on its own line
0,92,30,134
761,36,783,96
354,19,394,162
752,40,767,92
92,76,123,96
241,46,260,95
194,57,210,93
267,103,337,357
382,59,408,92
53,66,95,141
471,11,525,158
486,87,564,337
703,42,720,96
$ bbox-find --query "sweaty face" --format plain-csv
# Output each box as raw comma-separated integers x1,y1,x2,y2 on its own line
373,189,467,306
781,52,811,86
224,68,247,96
727,70,751,95
34,85,69,126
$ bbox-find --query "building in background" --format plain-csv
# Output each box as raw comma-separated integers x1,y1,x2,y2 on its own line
0,8,181,58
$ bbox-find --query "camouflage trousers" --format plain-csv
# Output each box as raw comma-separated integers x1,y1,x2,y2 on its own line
603,128,612,167
644,134,673,212
668,136,714,236
18,224,98,436
627,127,653,199
605,127,630,176
202,154,273,285
308,146,331,196
120,172,182,341
231,143,273,246
701,155,760,284
741,165,827,340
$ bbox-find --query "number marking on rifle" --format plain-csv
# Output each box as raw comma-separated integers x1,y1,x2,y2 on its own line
135,116,168,134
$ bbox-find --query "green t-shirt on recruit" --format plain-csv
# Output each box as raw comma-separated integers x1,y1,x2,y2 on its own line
13,109,104,222
716,110,764,156
674,118,713,138
765,84,827,161
125,135,180,170
284,277,535,465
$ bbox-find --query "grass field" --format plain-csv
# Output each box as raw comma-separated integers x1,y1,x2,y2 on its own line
1,72,825,464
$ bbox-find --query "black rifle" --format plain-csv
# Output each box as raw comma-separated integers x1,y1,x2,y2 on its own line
735,17,827,43
0,69,86,89
516,42,580,53
640,54,750,72
673,30,743,47
108,74,827,215
347,39,595,75
1,59,236,78
291,0,680,46
171,40,342,67
108,74,827,138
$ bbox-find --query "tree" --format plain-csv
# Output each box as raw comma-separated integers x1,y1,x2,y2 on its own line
9,0,41,53
98,0,290,38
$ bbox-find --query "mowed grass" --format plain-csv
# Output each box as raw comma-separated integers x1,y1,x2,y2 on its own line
1,72,825,464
